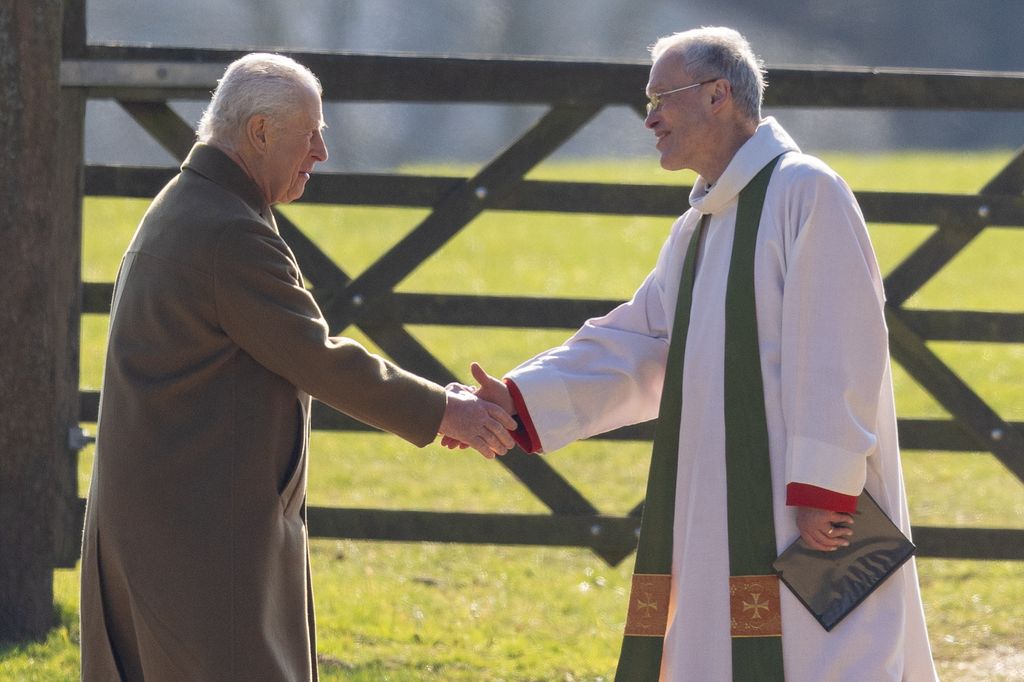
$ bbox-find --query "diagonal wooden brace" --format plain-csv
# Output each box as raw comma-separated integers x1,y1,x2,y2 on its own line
117,99,622,561
321,104,601,330
886,306,1024,483
884,145,1024,306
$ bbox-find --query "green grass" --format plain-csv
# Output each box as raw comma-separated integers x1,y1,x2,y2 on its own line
4,150,1023,681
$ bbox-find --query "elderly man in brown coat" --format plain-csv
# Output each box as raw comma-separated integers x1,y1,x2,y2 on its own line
80,53,515,681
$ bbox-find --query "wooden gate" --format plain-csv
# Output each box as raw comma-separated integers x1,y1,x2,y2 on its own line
62,45,1024,568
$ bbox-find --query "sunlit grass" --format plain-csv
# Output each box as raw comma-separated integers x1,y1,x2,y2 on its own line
6,151,1022,680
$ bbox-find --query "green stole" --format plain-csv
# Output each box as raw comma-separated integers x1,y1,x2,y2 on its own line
614,155,785,681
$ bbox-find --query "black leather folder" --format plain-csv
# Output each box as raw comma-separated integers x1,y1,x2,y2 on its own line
772,490,916,632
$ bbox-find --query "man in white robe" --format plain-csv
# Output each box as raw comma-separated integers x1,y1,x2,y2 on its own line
451,27,937,681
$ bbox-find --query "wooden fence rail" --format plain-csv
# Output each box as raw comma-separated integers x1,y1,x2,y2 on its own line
64,46,1024,568
60,45,1024,110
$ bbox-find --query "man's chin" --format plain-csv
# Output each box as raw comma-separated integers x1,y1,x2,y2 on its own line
283,187,307,204
659,156,684,171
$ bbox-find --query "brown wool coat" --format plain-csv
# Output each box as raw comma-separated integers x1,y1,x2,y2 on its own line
80,144,447,681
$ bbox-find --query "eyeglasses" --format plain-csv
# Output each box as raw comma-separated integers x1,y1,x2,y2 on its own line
646,78,718,114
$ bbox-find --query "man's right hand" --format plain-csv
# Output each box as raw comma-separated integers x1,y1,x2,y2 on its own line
437,387,516,459
467,362,514,414
441,363,516,452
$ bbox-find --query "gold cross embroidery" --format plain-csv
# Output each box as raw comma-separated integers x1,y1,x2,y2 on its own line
637,598,659,614
625,573,671,636
742,591,770,620
729,575,782,637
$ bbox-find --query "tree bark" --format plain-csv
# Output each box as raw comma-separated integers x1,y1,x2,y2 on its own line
0,0,83,642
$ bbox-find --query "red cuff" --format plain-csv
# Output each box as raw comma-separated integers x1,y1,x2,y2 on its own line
505,379,542,454
786,482,858,513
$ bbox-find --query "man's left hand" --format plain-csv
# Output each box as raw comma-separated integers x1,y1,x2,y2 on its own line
795,506,854,551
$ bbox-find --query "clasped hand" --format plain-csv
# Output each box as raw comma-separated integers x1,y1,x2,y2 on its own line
795,506,855,551
437,363,516,458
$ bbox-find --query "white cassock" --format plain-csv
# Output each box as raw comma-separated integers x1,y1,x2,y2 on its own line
507,117,938,681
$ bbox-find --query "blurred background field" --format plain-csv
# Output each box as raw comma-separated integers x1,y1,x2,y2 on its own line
2,151,1021,680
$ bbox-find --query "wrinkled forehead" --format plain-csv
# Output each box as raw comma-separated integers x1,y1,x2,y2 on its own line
646,50,692,92
278,83,326,129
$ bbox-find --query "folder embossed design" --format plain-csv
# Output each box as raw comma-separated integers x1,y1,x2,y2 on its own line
772,490,915,632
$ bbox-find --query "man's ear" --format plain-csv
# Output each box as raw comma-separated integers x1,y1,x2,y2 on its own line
709,79,731,111
246,115,270,152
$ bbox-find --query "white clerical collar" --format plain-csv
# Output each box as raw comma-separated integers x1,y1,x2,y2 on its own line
689,117,800,215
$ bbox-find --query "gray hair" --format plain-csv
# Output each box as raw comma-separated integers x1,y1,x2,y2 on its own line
197,53,323,145
650,27,766,122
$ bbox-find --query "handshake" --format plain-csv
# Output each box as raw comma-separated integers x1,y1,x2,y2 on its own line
437,362,518,459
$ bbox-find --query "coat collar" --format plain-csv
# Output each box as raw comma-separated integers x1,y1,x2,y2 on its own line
181,143,269,217
689,116,800,216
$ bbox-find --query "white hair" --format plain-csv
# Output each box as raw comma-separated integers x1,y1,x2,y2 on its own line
197,53,322,146
650,27,766,122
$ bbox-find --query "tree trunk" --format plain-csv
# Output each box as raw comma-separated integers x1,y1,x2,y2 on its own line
0,0,84,642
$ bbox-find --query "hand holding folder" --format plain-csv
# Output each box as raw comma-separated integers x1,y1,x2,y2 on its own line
773,491,916,632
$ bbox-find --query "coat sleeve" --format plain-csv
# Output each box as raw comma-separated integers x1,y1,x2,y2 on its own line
506,219,690,453
778,163,889,505
211,217,446,447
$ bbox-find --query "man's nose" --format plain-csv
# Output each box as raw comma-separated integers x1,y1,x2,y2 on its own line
644,108,659,129
313,130,328,163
